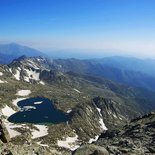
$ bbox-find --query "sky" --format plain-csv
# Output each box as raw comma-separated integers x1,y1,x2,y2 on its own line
0,0,155,58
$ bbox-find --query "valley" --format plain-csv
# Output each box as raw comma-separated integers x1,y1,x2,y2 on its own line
1,0,155,154
0,55,155,154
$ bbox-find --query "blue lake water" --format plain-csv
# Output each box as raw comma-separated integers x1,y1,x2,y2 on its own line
8,97,70,124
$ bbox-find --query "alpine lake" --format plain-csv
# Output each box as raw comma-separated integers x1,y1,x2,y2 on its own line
8,97,70,124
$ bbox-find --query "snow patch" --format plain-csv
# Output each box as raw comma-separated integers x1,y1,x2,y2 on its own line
21,106,36,111
27,60,40,69
1,105,16,117
88,135,99,143
32,125,48,139
34,101,43,105
1,105,21,138
9,68,12,73
12,98,26,107
113,114,117,118
37,141,49,147
37,58,41,62
24,68,40,81
88,107,107,144
14,69,20,80
17,67,21,71
57,134,80,151
0,72,3,76
0,80,7,83
1,99,31,139
24,76,30,82
3,121,21,138
119,117,123,120
99,118,107,131
73,88,81,93
40,81,45,85
96,107,101,115
66,109,72,113
16,90,31,96
96,107,108,131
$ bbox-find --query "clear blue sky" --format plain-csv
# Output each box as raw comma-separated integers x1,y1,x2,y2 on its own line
0,0,155,57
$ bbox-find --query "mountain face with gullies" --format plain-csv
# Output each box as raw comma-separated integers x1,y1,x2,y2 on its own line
0,55,155,154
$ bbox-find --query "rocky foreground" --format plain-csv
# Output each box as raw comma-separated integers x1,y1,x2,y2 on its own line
72,112,155,155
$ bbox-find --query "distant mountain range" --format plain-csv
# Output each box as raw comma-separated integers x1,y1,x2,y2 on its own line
1,43,155,92
0,43,44,64
54,58,155,91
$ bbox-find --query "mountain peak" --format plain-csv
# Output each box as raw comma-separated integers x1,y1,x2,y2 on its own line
14,55,27,61
0,43,45,64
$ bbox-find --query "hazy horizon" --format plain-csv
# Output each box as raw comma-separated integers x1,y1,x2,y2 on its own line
1,0,155,58
0,41,155,60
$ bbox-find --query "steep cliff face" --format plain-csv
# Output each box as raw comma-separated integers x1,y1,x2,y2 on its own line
70,101,107,142
93,97,128,130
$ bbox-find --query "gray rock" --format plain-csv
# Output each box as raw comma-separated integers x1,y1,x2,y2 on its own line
73,144,109,155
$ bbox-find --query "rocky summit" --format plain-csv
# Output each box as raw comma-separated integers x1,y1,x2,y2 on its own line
0,56,155,155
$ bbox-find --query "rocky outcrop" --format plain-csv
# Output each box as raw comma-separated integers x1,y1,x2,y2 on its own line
0,120,13,155
0,142,64,155
73,144,109,155
40,70,66,83
0,119,8,143
1,149,13,155
95,112,155,155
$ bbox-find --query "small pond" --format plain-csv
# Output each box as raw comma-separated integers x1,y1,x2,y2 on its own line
8,97,70,124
